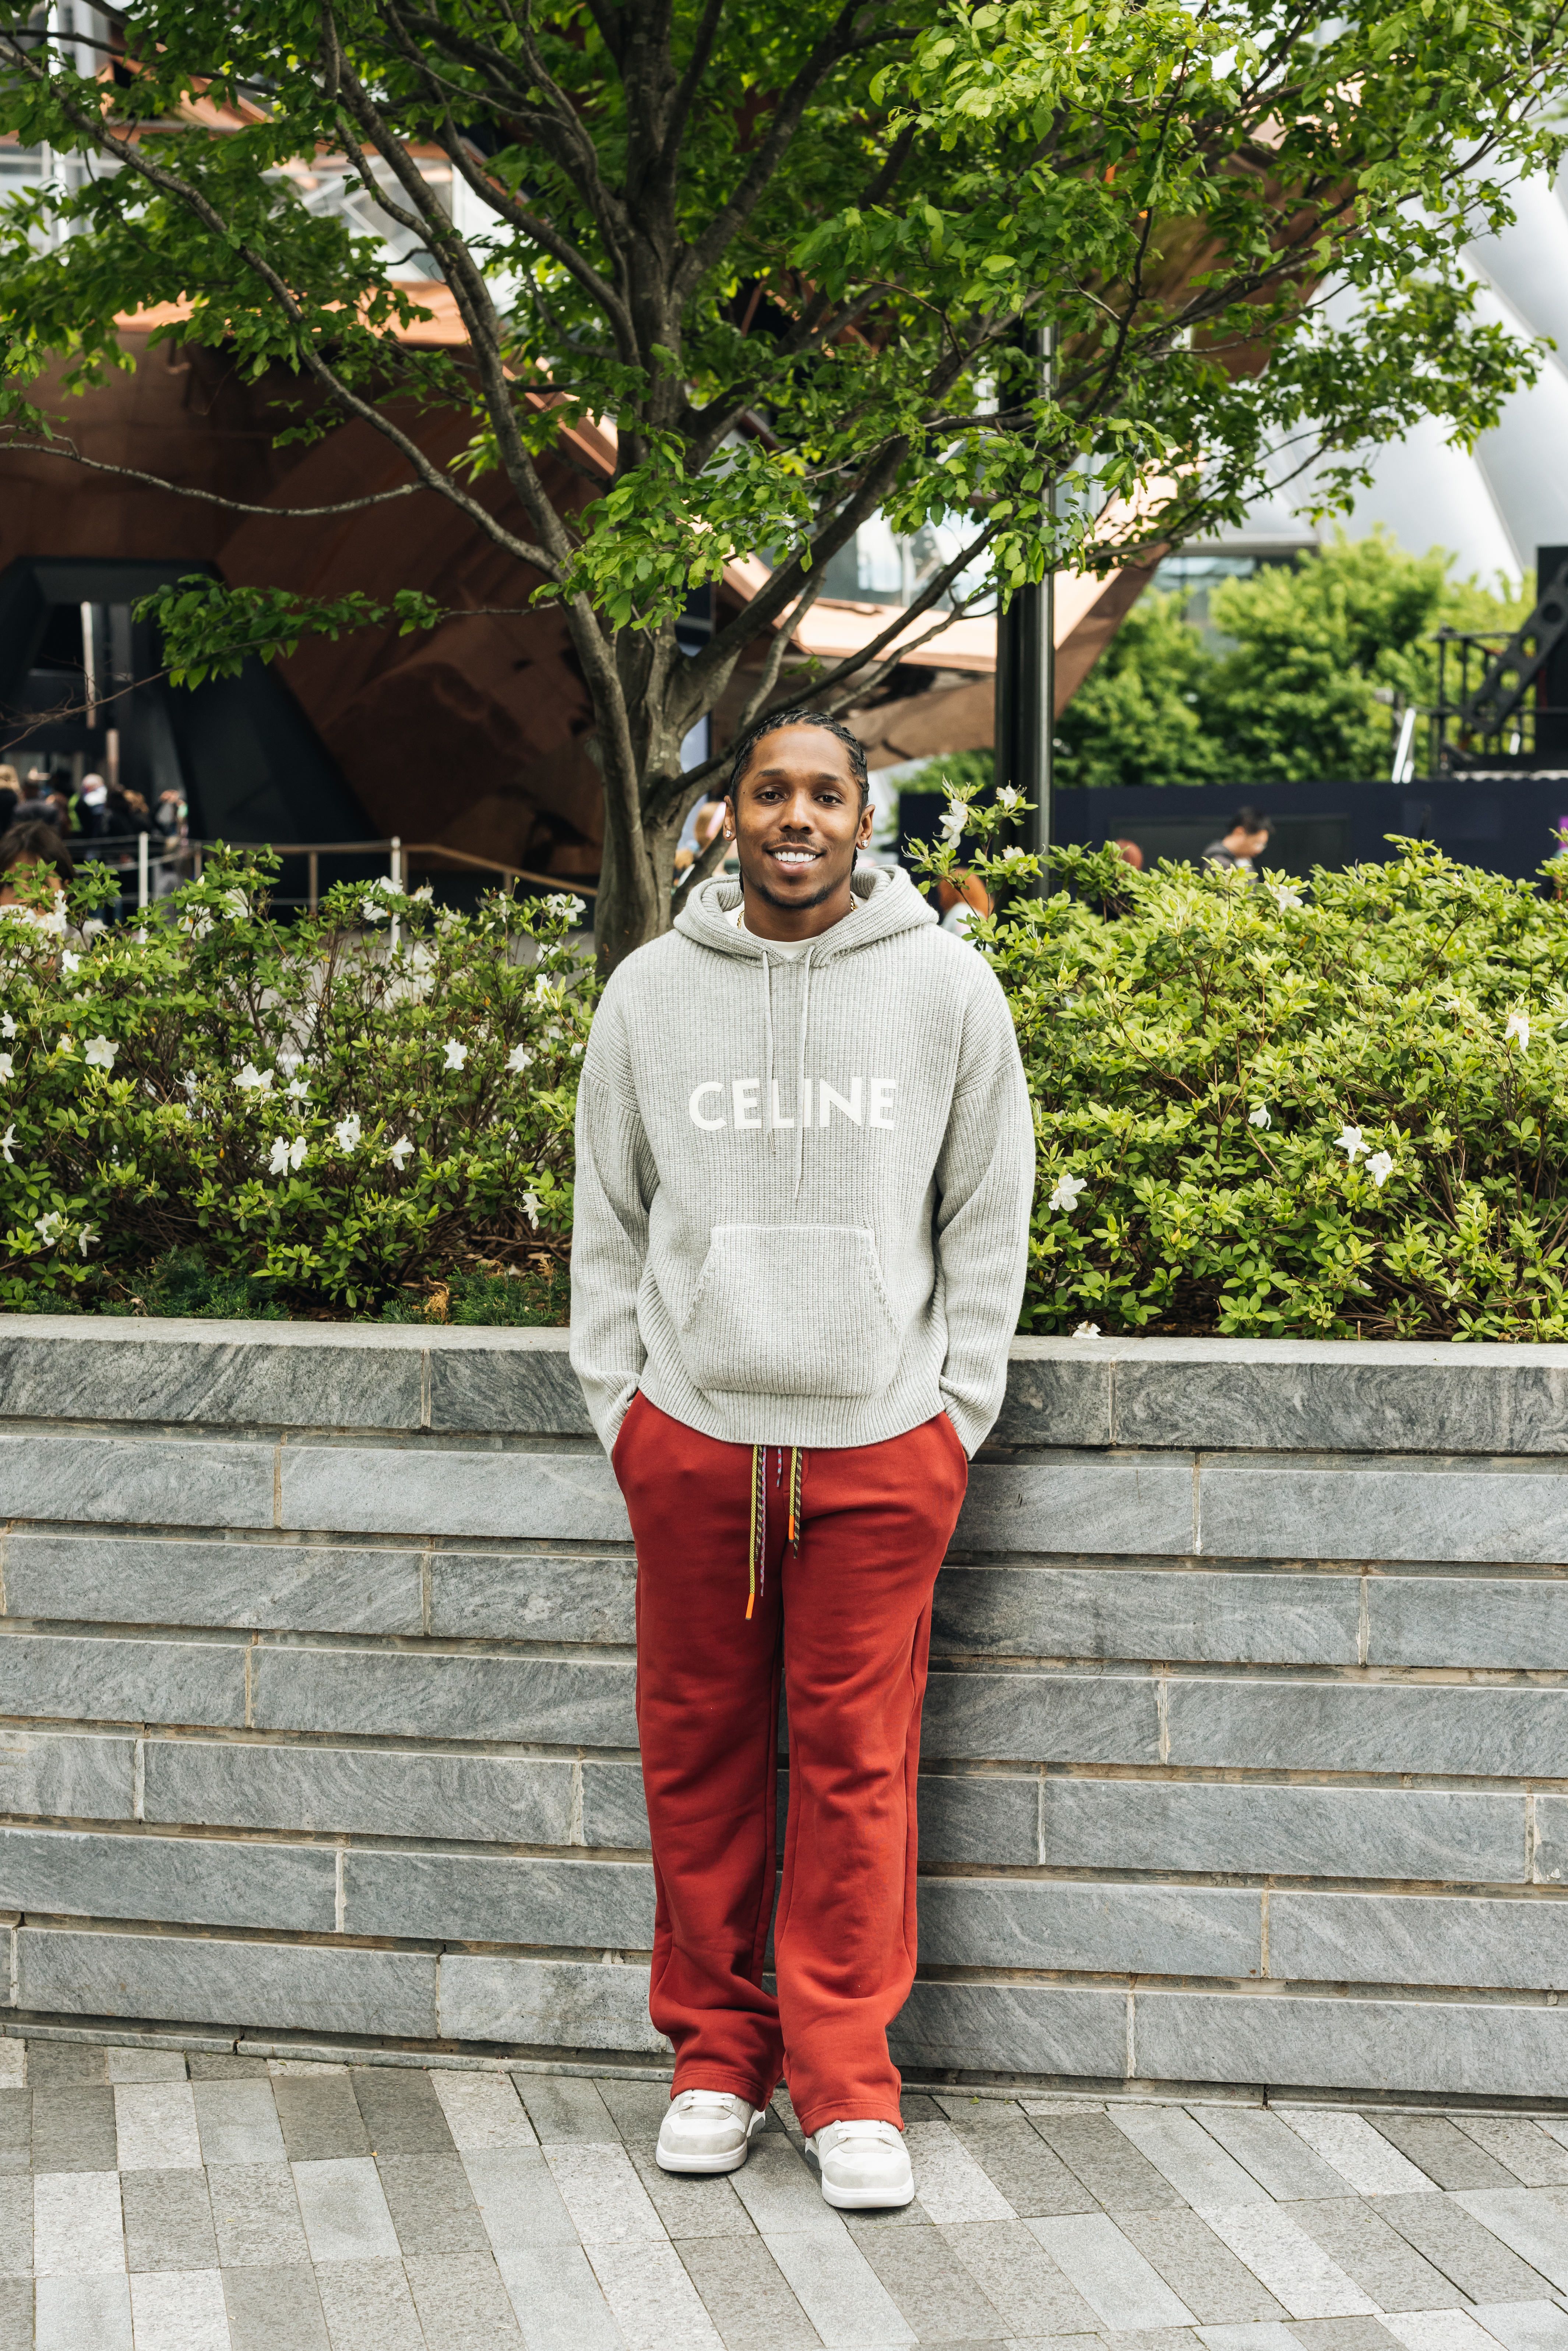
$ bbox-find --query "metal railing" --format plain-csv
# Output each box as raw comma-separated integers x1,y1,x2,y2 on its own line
75,832,599,914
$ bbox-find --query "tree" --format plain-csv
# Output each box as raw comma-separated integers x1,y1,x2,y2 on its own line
1056,533,1532,787
1055,590,1219,789
0,1,1562,964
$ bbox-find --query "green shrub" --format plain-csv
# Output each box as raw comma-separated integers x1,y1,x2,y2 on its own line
14,825,1568,1340
0,853,591,1319
924,791,1568,1337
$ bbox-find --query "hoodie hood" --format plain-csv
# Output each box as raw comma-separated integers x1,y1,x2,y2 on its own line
673,861,937,961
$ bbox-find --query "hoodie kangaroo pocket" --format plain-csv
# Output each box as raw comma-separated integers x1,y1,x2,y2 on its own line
681,1224,900,1399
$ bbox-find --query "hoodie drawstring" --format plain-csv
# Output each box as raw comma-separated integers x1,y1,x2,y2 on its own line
760,948,778,1157
794,952,812,1200
747,1443,804,1617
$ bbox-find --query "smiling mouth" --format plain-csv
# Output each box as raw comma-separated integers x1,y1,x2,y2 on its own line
767,845,822,869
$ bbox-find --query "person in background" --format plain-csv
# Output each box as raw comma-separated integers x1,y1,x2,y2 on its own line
152,790,187,899
1113,838,1145,872
1204,808,1271,874
78,772,110,836
936,870,991,941
17,771,56,821
0,766,18,832
0,820,74,908
674,797,727,872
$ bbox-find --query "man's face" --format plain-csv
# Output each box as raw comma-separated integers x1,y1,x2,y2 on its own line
726,726,873,912
1227,826,1269,861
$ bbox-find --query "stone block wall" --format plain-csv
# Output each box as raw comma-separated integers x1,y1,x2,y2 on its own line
1,1318,1566,2096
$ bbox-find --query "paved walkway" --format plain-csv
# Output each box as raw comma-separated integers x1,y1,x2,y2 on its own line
0,2035,1567,2348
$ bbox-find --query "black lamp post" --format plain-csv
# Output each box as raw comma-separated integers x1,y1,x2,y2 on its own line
993,325,1055,896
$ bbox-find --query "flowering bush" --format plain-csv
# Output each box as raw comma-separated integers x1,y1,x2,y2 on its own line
14,813,1568,1338
919,790,1568,1338
0,853,592,1318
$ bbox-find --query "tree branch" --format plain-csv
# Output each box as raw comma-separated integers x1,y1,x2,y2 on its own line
672,0,895,306
0,32,564,581
438,128,636,357
0,434,441,518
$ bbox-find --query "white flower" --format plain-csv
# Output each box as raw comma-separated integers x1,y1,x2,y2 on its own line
334,1114,361,1153
222,887,250,919
443,1039,468,1071
1505,1008,1531,1051
1049,1170,1089,1213
360,896,390,924
387,1135,414,1171
34,1211,63,1245
938,799,968,845
83,1036,117,1072
234,1061,273,1094
1271,883,1304,912
997,786,1022,812
289,1134,307,1170
0,1015,14,1039
181,1071,199,1099
1072,1322,1102,1339
267,1135,309,1177
532,974,557,1000
0,1055,10,1083
546,892,587,921
411,884,434,902
134,927,147,945
375,875,405,899
506,1042,532,1075
77,1224,96,1257
182,909,214,940
1248,1104,1271,1129
0,1126,13,1164
285,1074,310,1100
1335,1124,1368,1162
1367,1150,1396,1188
60,950,80,976
522,1191,541,1229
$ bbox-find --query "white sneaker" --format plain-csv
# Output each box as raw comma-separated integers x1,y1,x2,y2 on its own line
808,2118,915,2209
656,2090,767,2175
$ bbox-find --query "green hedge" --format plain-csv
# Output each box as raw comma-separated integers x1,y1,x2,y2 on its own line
0,856,590,1320
1000,839,1568,1339
7,839,1568,1336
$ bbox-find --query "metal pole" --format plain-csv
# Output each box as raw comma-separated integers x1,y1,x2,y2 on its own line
996,323,1056,898
308,852,319,918
137,831,148,912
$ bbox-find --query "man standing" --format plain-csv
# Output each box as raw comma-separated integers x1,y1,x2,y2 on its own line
570,711,1033,2209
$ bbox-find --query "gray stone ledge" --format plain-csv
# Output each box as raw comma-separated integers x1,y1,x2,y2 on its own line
1132,1986,1568,2099
437,1952,668,2053
10,1319,1568,1454
17,1925,439,2041
1038,1780,1527,1884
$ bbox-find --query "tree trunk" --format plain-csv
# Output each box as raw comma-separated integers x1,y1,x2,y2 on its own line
593,772,699,970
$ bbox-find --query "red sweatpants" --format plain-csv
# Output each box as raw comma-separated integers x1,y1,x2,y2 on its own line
612,1391,968,2135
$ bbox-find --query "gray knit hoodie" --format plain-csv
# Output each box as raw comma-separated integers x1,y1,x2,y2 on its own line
569,864,1035,1457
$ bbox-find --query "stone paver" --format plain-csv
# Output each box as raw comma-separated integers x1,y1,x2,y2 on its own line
0,2037,1560,2346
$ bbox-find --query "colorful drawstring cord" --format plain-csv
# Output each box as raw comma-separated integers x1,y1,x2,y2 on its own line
746,1444,804,1618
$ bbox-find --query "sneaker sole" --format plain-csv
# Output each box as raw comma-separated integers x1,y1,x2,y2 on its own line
819,2173,916,2209
655,2110,767,2176
655,2140,752,2175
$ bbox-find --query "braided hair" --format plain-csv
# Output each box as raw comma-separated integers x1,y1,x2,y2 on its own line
726,708,870,810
